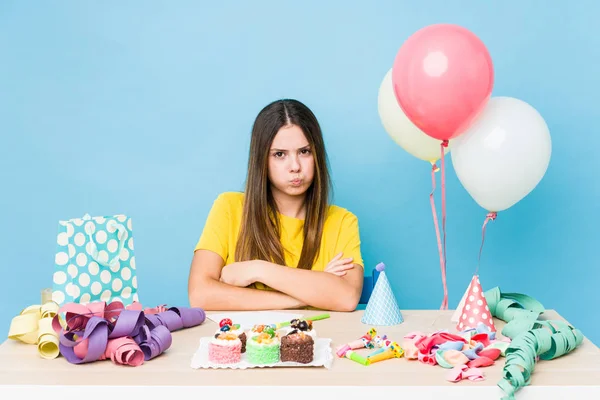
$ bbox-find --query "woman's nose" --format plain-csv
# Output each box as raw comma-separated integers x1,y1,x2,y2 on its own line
289,155,300,172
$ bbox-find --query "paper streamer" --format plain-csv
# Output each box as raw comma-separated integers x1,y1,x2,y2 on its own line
49,300,205,366
8,291,63,359
484,287,584,400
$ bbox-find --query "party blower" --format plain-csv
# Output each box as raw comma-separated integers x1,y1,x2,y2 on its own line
336,330,404,366
367,341,404,364
342,349,372,366
272,313,330,329
336,328,377,358
368,334,394,356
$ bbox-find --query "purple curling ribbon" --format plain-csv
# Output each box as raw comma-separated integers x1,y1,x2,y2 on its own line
139,325,172,360
145,311,183,332
170,307,206,328
134,306,204,360
59,316,109,364
109,310,145,339
144,307,206,332
55,302,206,366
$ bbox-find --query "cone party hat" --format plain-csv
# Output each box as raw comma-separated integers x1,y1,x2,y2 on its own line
451,286,470,322
455,275,496,332
361,262,403,326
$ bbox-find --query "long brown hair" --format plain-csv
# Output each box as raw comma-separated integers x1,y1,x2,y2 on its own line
235,99,332,270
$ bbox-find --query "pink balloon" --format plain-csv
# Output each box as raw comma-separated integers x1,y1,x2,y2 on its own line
392,24,494,141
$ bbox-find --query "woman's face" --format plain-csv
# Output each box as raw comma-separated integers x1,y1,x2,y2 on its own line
267,124,315,199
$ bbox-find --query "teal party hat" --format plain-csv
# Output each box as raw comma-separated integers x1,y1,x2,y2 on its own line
361,262,403,326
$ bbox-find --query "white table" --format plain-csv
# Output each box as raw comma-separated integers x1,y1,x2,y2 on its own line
1,309,599,399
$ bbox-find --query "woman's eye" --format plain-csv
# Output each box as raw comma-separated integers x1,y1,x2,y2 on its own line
300,149,311,155
274,152,284,158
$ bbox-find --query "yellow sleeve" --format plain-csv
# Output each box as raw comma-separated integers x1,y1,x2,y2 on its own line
194,193,231,262
337,212,364,269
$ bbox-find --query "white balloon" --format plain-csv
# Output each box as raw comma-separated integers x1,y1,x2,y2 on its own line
451,97,551,212
378,69,450,162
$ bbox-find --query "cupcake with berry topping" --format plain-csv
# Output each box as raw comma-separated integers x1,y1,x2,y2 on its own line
280,319,316,364
245,325,280,365
215,319,247,353
208,332,242,364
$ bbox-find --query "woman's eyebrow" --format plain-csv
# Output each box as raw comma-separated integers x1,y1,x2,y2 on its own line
270,144,311,152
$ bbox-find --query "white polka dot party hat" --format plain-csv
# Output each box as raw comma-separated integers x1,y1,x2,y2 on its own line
361,263,404,326
454,275,496,332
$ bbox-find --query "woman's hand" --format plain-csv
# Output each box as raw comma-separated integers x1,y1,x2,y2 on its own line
220,260,264,287
324,252,354,277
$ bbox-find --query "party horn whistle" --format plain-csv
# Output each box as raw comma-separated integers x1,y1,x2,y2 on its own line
367,342,404,364
274,313,330,329
369,335,395,356
371,334,392,348
336,328,377,357
345,349,371,366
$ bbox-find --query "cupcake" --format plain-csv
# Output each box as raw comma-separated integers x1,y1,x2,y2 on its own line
215,318,247,353
280,319,315,364
208,332,242,364
245,325,280,365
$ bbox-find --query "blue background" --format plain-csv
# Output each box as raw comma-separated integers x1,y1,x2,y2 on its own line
1,1,598,345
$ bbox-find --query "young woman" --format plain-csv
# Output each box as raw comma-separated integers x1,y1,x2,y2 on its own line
187,99,364,312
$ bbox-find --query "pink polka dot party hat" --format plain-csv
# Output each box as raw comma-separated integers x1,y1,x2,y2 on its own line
453,275,496,332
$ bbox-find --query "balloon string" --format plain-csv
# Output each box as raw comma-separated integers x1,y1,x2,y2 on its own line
439,140,449,310
476,212,497,275
429,163,446,311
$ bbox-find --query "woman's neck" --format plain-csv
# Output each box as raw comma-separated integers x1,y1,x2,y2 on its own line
272,190,306,220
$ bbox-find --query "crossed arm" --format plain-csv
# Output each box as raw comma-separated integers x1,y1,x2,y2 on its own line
187,250,363,312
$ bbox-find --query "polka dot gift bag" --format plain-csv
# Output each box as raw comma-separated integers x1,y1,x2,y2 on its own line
51,213,138,306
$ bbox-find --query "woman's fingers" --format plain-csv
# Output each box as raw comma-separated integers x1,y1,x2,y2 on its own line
328,264,354,273
324,253,354,279
329,252,343,263
325,260,354,276
324,269,348,277
326,257,353,270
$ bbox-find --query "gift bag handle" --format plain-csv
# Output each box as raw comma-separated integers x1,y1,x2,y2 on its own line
82,215,128,268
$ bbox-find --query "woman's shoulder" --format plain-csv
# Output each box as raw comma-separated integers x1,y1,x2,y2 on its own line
325,204,359,225
215,191,244,203
211,191,245,212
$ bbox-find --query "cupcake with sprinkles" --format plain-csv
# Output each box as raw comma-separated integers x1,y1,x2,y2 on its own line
208,331,242,364
245,324,280,365
215,318,247,353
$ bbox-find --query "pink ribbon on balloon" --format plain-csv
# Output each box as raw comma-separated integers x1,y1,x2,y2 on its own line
430,140,450,310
